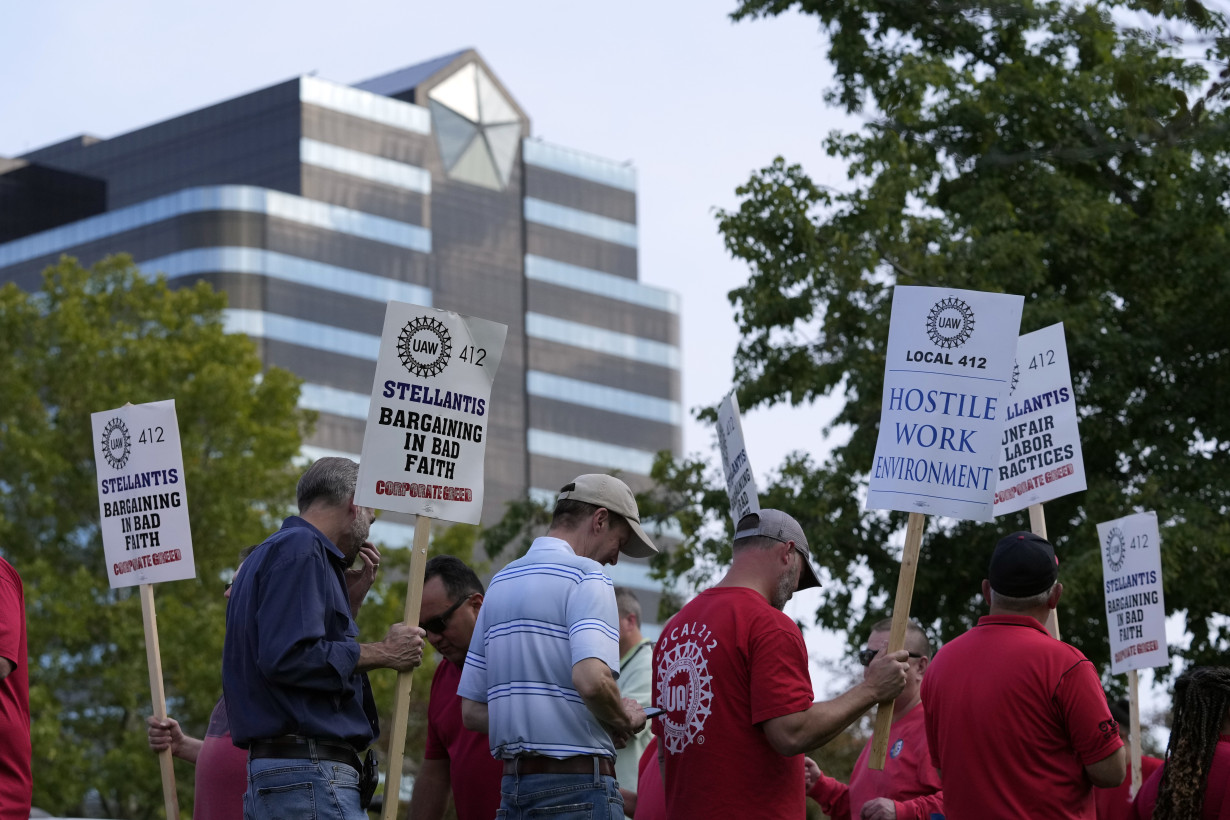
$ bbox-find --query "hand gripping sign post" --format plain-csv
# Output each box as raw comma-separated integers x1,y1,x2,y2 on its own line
90,399,195,819
866,286,1023,768
716,392,760,525
993,323,1088,639
354,302,506,820
1098,511,1167,798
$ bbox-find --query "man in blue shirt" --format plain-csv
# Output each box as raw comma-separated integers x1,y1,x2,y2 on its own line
222,456,425,820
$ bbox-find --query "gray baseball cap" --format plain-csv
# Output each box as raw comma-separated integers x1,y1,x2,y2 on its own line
735,509,821,590
556,474,658,558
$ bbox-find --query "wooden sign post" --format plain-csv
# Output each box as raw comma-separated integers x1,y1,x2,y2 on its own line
865,286,1023,769
1028,503,1060,639
140,584,179,819
354,302,507,819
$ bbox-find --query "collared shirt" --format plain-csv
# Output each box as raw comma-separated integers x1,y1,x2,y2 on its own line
457,536,620,760
222,516,378,750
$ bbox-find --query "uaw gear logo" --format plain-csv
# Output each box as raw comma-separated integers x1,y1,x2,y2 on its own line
925,297,975,349
100,417,131,470
890,739,905,759
1105,526,1127,573
656,628,716,755
397,316,452,378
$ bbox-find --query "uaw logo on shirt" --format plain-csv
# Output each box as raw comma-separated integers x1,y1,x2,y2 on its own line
100,417,131,470
890,738,904,759
398,316,452,378
925,296,975,349
655,621,716,755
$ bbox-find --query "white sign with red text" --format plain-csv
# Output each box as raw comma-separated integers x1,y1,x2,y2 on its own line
1098,511,1168,675
716,393,760,526
867,286,1023,521
91,400,195,589
355,302,507,525
993,323,1088,515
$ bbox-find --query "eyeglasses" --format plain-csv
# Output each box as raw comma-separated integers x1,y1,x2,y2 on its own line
858,648,924,667
420,594,471,635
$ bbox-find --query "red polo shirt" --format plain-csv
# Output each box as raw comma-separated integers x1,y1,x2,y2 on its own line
921,614,1123,820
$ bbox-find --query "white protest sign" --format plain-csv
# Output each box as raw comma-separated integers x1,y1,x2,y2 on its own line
716,393,760,525
91,400,195,589
993,323,1087,515
1098,511,1168,674
355,302,507,525
867,286,1023,521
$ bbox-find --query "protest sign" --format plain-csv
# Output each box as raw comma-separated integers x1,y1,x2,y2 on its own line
91,400,195,589
993,323,1087,515
716,393,759,525
1098,511,1168,674
867,286,1024,522
355,302,508,525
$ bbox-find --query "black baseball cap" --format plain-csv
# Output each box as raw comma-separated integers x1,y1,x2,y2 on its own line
988,531,1058,597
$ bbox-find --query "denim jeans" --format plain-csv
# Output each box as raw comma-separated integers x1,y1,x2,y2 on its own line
497,768,624,820
244,756,364,820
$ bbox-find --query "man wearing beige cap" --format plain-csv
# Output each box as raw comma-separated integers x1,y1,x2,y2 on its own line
459,474,656,819
653,509,910,820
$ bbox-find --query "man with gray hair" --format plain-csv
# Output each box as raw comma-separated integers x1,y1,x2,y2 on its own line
613,586,653,811
222,457,425,820
653,509,909,820
921,531,1125,819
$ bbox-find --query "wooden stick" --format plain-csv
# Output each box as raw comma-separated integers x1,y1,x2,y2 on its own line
1129,669,1143,797
139,583,179,820
1028,503,1060,639
868,512,926,770
380,517,432,820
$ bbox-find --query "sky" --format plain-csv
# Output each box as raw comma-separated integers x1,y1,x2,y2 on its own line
2,1,1177,735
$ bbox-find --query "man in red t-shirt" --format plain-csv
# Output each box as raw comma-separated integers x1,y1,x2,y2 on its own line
653,510,909,820
808,618,943,820
408,556,502,820
922,531,1126,820
0,556,31,820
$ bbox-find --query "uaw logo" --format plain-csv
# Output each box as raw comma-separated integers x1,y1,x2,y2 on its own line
655,624,716,755
100,417,131,470
925,297,975,349
890,739,905,759
1105,526,1127,573
397,316,452,378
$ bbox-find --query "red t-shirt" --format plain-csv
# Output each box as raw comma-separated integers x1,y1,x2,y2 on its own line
194,698,247,820
1094,754,1161,820
807,703,943,820
653,587,814,820
921,614,1124,820
424,658,503,820
0,558,31,820
635,737,666,820
1131,737,1230,820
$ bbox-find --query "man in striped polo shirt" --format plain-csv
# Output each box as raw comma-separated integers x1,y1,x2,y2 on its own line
458,474,657,820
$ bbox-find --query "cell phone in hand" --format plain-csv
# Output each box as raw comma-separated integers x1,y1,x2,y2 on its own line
642,706,664,718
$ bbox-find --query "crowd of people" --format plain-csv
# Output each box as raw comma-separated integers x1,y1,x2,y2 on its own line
1,458,1228,820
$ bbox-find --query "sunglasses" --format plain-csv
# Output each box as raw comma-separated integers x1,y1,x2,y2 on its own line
858,648,923,667
420,594,471,635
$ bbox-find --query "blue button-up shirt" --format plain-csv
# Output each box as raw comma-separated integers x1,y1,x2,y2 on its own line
222,516,378,749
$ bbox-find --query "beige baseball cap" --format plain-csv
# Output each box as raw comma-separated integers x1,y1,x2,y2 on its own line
556,474,658,558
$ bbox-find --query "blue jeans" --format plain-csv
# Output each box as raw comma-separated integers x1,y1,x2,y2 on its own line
244,756,364,820
497,769,624,820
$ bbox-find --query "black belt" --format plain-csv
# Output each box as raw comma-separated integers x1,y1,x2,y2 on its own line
503,755,616,777
249,736,362,771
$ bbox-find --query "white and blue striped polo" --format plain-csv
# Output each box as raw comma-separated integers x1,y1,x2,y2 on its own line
457,536,620,760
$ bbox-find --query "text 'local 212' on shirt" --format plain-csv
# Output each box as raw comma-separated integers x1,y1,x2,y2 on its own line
456,536,621,760
921,614,1124,820
653,586,815,820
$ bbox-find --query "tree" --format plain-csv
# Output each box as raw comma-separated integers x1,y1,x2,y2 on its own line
655,1,1230,673
0,254,311,817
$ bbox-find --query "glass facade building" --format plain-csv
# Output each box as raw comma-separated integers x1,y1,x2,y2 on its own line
0,50,681,609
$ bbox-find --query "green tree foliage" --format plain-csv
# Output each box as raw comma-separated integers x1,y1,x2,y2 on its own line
659,1,1230,671
0,255,311,817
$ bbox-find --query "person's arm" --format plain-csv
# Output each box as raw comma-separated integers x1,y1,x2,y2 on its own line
461,697,489,734
806,766,851,819
356,622,425,672
619,787,636,817
573,657,645,747
146,715,204,764
763,651,909,755
0,657,12,679
1085,745,1127,788
407,757,452,820
344,543,381,616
